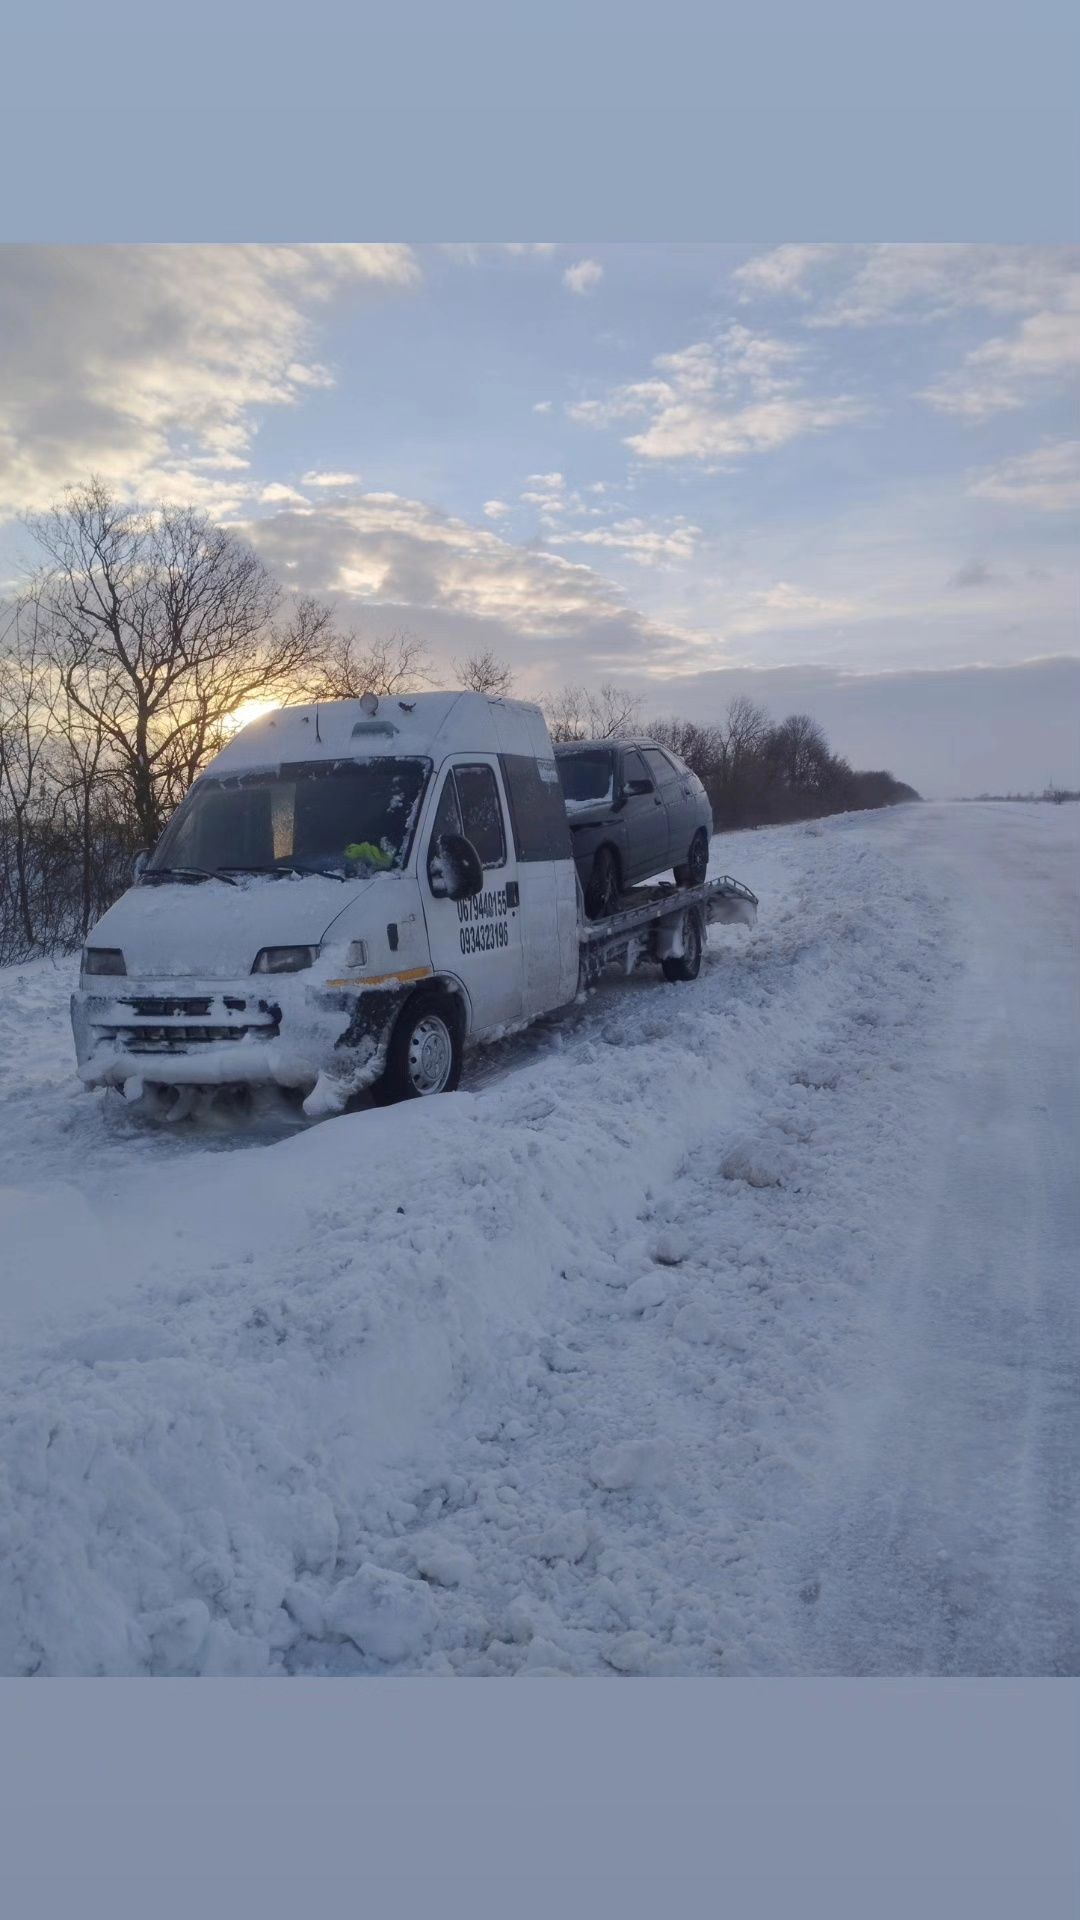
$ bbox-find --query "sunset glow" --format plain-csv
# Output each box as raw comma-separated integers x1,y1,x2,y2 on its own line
225,698,280,736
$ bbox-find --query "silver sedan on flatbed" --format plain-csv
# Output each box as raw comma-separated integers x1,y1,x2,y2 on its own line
555,739,713,918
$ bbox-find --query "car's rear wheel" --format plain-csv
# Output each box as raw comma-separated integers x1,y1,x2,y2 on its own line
377,991,463,1103
585,845,620,920
673,828,709,887
662,908,704,982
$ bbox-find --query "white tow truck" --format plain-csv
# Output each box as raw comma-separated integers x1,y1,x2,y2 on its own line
71,693,758,1116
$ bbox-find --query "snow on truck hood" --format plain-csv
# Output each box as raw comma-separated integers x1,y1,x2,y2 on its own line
85,872,373,980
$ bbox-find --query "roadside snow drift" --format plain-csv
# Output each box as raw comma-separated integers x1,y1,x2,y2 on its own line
1,803,1077,1674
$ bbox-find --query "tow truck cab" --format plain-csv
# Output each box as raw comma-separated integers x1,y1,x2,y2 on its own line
71,692,582,1114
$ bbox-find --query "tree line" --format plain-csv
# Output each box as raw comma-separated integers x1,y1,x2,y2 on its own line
959,786,1079,804
0,483,917,963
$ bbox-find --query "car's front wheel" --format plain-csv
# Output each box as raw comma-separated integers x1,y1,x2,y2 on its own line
377,991,464,1103
674,828,709,887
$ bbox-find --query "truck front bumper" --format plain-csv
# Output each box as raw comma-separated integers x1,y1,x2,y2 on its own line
70,975,420,1115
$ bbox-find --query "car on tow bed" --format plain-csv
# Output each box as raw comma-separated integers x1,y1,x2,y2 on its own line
555,739,713,918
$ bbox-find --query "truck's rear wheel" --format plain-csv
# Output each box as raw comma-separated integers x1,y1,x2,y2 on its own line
377,991,464,1103
673,829,709,887
585,846,620,920
662,909,704,982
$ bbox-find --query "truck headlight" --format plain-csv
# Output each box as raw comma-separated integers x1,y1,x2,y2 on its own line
82,948,127,976
251,945,319,974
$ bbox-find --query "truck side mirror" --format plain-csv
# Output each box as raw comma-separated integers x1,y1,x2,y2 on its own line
133,849,150,880
428,832,484,901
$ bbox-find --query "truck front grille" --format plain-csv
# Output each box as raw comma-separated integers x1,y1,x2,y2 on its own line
112,1023,281,1054
92,993,280,1054
127,995,214,1019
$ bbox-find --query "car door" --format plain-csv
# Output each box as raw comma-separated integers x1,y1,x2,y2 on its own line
420,758,524,1037
642,747,688,870
619,747,669,882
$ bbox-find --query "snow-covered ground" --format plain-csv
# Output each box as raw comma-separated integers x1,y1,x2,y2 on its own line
1,802,1076,1676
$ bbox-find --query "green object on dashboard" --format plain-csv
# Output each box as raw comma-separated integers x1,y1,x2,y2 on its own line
344,841,392,869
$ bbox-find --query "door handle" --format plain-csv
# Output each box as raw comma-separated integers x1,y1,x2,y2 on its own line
653,795,663,806
505,880,520,908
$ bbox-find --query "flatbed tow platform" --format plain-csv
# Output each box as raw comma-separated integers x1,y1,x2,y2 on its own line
579,874,758,986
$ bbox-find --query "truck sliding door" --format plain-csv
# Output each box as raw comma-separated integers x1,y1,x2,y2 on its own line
499,752,579,1017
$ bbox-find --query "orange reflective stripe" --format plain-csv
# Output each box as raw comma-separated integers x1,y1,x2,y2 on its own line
324,965,432,989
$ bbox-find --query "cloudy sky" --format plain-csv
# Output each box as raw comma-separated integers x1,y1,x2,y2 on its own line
1,242,1077,793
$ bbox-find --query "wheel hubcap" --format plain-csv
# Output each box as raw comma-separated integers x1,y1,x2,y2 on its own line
407,1014,453,1094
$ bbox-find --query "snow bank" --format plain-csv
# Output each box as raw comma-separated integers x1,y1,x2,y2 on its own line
2,802,1077,1674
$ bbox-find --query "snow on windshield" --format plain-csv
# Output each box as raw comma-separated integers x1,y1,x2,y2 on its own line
148,757,431,878
557,749,614,810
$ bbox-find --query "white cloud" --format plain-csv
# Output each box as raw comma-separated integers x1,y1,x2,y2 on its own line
922,279,1080,420
744,582,858,624
301,470,362,488
569,324,862,463
482,499,512,519
543,515,701,566
239,492,684,648
736,244,1078,328
0,245,419,519
563,259,604,296
737,244,1080,422
441,243,558,266
532,400,553,413
520,471,567,513
969,440,1080,513
734,244,844,299
259,482,310,506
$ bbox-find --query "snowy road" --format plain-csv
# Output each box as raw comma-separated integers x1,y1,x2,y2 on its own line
0,803,1076,1675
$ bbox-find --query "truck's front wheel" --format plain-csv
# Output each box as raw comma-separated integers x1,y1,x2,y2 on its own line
377,991,464,1103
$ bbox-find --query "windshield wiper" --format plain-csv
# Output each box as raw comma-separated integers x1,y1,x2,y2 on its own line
215,862,347,883
143,865,238,887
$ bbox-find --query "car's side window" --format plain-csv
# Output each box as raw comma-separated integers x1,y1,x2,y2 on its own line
643,748,676,787
453,763,507,869
621,749,653,790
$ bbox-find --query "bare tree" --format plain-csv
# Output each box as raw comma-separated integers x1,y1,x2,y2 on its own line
313,628,433,702
0,598,62,950
453,649,515,697
28,481,330,845
768,713,831,795
647,715,726,784
723,695,769,769
544,680,645,742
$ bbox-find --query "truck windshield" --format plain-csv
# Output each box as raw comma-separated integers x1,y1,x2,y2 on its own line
556,749,614,806
147,757,431,879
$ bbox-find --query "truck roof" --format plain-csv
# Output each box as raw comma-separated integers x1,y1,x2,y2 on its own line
208,691,553,777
